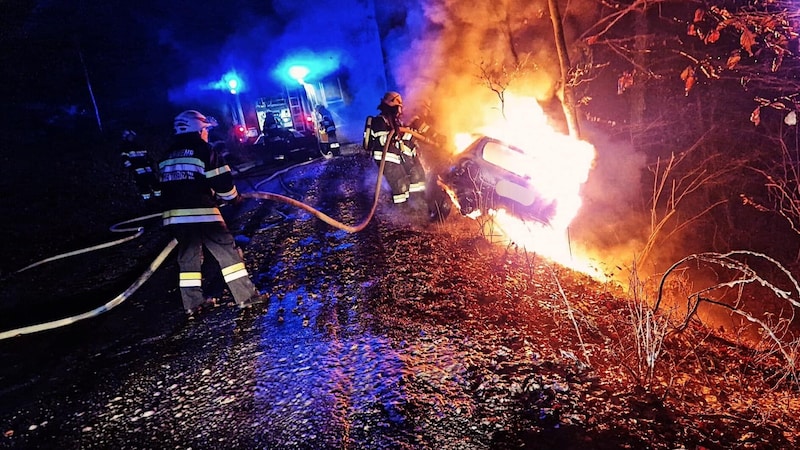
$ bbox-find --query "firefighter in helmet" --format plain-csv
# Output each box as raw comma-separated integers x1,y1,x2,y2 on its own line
119,129,161,203
408,100,447,158
158,109,265,317
366,91,426,205
397,104,427,198
315,104,340,156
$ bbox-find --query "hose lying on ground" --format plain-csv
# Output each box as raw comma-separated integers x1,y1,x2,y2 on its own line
1,213,170,339
1,135,395,338
0,238,177,340
253,158,318,193
14,213,163,274
243,131,395,234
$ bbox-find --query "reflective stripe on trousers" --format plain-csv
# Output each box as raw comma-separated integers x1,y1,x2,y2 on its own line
174,223,258,310
393,192,409,203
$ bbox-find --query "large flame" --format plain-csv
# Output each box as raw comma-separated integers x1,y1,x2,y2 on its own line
450,93,602,279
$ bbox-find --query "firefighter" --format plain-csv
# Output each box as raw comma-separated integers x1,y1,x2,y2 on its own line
159,110,265,317
399,122,427,198
408,101,447,152
366,91,426,205
407,101,453,221
315,105,340,156
119,129,161,203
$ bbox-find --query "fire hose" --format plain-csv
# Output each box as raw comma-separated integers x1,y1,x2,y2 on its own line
0,131,398,339
14,213,161,274
242,129,396,233
242,131,394,233
0,214,176,340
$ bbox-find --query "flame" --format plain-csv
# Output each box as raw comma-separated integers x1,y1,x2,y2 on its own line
449,94,602,279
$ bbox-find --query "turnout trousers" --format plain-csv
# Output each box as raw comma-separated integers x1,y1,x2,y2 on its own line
173,222,258,311
373,150,410,204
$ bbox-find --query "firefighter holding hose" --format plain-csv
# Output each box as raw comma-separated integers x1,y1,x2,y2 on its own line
315,104,340,156
365,91,426,205
159,110,266,317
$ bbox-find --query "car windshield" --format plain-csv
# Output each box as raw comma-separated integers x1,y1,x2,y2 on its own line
482,141,532,178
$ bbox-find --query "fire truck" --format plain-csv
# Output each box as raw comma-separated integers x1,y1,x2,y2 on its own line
255,89,316,135
226,70,348,162
241,86,321,161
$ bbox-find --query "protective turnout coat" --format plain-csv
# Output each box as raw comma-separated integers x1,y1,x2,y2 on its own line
159,133,239,225
158,132,258,312
368,114,412,204
120,140,160,200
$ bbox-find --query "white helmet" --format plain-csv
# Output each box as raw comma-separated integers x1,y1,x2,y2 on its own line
381,91,403,107
174,110,217,134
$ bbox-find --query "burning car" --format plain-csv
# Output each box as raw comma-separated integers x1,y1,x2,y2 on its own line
427,135,557,224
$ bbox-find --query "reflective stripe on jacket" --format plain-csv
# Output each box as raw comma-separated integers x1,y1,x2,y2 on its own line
159,133,238,226
162,207,225,226
368,115,404,164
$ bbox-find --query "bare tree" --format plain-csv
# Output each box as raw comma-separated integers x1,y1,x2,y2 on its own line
638,128,739,269
581,0,800,100
474,54,532,120
548,0,581,138
743,126,800,262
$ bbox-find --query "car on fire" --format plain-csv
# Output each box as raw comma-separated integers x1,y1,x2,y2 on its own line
427,135,557,224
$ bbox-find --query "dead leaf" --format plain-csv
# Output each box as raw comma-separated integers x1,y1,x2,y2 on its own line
705,29,720,44
750,107,761,126
740,28,756,56
680,66,696,95
726,53,741,69
693,8,705,23
680,66,694,81
617,71,634,95
684,76,696,96
785,111,797,126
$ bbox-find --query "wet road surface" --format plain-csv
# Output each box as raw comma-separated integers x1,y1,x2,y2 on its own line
0,152,501,449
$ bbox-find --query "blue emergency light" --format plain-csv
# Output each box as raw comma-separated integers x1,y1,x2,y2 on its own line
223,71,243,95
288,65,310,83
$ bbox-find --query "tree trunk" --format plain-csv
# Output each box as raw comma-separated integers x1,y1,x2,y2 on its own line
548,0,581,139
629,9,647,146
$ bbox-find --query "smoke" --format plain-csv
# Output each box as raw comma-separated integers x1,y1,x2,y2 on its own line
567,124,649,279
376,0,650,277
380,0,600,134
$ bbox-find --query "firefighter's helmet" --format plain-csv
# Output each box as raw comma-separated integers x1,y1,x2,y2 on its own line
381,91,403,108
174,110,217,134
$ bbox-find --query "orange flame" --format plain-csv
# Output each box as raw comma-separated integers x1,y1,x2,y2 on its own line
451,94,602,279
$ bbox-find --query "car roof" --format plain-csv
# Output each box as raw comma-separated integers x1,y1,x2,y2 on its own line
468,136,533,179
